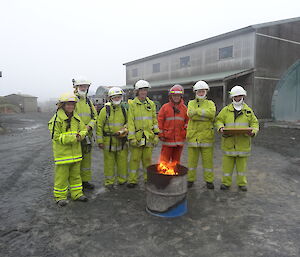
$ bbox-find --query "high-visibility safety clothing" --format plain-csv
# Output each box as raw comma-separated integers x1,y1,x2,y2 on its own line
48,109,87,200
97,102,128,186
215,102,259,186
158,99,188,163
54,162,83,200
127,97,159,183
75,94,98,182
160,145,183,163
221,156,248,186
215,103,259,156
158,99,188,147
186,98,216,183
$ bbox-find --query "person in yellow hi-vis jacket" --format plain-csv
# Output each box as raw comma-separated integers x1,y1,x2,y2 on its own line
96,87,128,190
72,77,98,190
215,85,259,191
187,81,216,189
48,92,88,207
127,80,160,188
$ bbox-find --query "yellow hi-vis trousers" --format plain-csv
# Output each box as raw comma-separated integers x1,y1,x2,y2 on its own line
53,162,83,201
80,151,92,182
103,148,128,186
128,146,153,184
221,155,248,186
187,147,214,183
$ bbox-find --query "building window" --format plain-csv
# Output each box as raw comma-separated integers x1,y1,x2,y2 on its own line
219,46,233,59
153,63,160,73
180,56,190,68
132,68,138,77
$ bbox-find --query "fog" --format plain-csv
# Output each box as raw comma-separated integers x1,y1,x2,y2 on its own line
0,0,299,101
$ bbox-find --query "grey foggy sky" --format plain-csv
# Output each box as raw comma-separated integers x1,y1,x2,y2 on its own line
0,0,299,101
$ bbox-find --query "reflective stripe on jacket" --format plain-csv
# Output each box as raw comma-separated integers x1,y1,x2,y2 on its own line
75,95,98,130
215,103,259,156
158,99,188,146
96,102,127,151
127,97,159,146
186,98,216,147
48,109,87,164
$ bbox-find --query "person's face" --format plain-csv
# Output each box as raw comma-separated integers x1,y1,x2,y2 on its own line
171,94,181,103
233,95,244,102
196,89,207,96
138,88,148,99
78,84,89,92
63,102,76,113
111,95,122,102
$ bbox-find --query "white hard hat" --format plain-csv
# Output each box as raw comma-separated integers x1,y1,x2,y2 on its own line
108,87,124,97
134,80,151,90
73,77,91,87
229,85,247,98
193,80,209,91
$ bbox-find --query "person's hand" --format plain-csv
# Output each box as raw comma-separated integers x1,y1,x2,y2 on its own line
188,109,196,116
86,125,92,131
153,135,159,146
76,134,81,141
98,143,104,149
247,130,254,137
159,136,166,141
219,127,224,134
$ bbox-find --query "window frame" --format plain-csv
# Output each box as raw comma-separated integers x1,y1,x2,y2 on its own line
152,63,160,73
219,46,234,60
179,56,191,68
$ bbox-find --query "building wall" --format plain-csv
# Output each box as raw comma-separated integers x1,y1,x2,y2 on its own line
23,97,38,112
254,21,300,118
126,32,256,85
4,95,38,112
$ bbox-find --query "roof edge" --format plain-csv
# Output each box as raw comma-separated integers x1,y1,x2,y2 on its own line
123,16,300,66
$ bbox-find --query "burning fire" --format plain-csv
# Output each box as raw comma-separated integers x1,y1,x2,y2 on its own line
157,162,178,175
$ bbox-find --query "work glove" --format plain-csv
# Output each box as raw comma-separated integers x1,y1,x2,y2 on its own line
188,109,196,117
159,136,166,141
153,135,159,146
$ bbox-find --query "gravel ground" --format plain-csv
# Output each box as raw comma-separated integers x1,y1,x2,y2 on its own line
0,113,299,257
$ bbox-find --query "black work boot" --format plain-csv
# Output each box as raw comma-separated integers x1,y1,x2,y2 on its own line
220,184,230,190
105,184,115,191
187,181,194,188
239,185,248,191
127,183,137,188
206,182,215,190
82,181,95,190
56,199,68,207
76,195,88,202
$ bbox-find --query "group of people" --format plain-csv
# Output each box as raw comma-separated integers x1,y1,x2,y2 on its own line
48,78,259,207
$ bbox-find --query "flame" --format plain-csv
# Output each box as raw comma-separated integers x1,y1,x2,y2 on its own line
157,162,178,175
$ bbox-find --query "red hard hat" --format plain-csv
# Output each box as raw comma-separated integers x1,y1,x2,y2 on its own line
169,85,184,95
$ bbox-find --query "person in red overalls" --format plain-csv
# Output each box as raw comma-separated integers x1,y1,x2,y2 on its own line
158,85,189,164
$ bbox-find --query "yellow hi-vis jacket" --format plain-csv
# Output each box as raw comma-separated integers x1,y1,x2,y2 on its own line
96,102,127,151
186,98,216,147
215,103,259,156
48,109,87,165
127,97,159,147
75,95,98,130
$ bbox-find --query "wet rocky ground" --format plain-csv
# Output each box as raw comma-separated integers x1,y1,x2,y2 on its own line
0,113,299,257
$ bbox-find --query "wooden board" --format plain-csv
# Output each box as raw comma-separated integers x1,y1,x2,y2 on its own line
223,127,253,135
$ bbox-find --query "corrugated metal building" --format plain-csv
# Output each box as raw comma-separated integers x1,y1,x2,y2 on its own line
4,94,38,112
123,17,300,119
